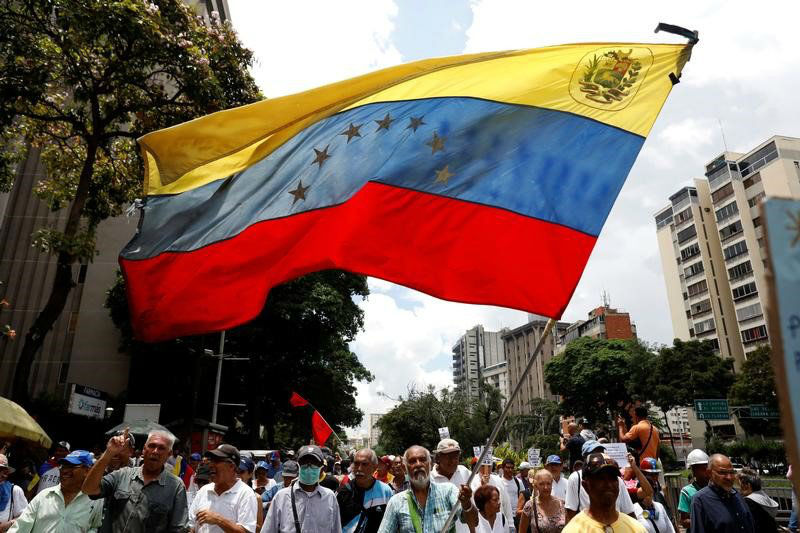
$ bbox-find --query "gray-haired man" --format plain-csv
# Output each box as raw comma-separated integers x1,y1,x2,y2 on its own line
82,428,189,532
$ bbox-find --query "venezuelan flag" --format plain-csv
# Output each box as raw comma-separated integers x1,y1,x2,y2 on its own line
121,43,691,342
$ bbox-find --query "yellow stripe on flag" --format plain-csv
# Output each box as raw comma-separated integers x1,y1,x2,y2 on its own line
140,43,690,196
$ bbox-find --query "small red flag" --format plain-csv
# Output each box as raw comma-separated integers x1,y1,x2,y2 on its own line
311,410,333,445
289,392,309,407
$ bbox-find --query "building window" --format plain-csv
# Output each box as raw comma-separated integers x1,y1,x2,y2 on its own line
742,173,762,189
684,261,705,279
748,192,766,208
694,318,715,335
715,201,739,222
728,260,753,281
719,220,743,242
738,141,778,177
680,243,701,261
752,216,762,228
687,279,708,297
741,325,768,343
673,207,693,225
691,299,712,317
711,182,734,204
723,240,748,261
677,225,698,244
732,281,758,301
736,302,763,322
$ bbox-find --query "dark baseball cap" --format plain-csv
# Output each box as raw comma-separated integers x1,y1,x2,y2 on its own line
59,450,94,467
297,445,324,463
204,444,240,466
282,460,299,477
56,441,71,451
195,462,212,482
583,452,621,478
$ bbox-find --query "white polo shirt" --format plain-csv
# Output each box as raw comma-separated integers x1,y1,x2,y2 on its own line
550,474,568,501
189,478,258,533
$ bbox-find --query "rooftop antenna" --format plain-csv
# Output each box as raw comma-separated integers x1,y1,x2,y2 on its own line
601,289,611,308
718,118,729,152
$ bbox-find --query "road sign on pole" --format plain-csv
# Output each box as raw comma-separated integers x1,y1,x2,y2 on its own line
694,399,730,420
748,404,780,419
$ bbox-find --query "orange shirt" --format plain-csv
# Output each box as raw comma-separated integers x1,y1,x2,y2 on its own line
624,420,660,459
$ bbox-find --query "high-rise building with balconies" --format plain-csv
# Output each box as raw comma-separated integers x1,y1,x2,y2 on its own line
452,325,507,404
655,135,800,368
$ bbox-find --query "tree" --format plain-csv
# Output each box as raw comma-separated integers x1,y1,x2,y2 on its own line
106,269,372,450
544,337,654,426
1,0,260,403
649,339,735,454
507,398,560,444
376,381,507,454
728,345,780,436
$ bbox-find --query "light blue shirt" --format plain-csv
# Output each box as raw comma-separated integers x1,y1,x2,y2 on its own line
377,481,465,533
9,485,103,533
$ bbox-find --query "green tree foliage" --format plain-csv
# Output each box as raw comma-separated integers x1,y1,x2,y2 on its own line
650,339,735,452
728,345,780,436
544,337,654,425
507,398,560,444
1,0,261,403
376,381,506,455
106,270,372,450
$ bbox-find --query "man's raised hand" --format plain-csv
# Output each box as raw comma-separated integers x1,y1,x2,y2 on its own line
106,427,129,455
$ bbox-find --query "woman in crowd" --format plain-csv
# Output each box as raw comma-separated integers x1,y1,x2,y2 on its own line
519,469,565,533
474,484,510,533
737,467,778,533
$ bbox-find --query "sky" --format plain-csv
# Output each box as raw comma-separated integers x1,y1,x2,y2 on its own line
227,0,800,435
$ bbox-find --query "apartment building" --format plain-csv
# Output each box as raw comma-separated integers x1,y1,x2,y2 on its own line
502,318,569,417
452,325,507,403
556,304,637,354
655,135,800,367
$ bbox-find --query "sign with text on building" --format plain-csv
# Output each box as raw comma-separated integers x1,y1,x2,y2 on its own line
67,384,108,420
693,399,729,420
762,197,800,494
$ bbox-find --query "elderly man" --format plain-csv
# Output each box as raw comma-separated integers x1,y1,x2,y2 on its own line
0,454,28,531
338,449,394,533
261,445,340,533
690,454,754,533
83,428,189,532
563,452,645,532
389,457,407,494
378,445,477,533
190,444,258,533
9,451,102,532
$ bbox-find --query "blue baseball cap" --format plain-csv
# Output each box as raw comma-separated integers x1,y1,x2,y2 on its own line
238,456,255,473
581,440,604,456
190,453,202,461
545,454,562,465
255,460,270,472
59,450,94,467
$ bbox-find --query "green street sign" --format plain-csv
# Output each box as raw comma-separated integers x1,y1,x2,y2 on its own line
694,399,730,420
748,404,780,418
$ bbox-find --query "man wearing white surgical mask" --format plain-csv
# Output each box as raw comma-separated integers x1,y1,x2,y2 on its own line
261,445,341,533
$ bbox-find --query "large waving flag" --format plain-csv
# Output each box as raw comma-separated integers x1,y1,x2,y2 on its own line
121,42,691,341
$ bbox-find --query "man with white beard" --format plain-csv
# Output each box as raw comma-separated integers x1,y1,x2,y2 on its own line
378,446,478,533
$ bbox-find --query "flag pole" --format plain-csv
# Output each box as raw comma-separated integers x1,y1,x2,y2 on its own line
302,399,350,457
440,317,559,533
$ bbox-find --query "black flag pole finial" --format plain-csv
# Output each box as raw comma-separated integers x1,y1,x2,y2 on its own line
655,22,699,44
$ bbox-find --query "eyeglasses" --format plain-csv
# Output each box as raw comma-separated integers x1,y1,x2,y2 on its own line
713,469,736,476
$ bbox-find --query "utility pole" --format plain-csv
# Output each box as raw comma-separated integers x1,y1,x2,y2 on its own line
210,331,249,425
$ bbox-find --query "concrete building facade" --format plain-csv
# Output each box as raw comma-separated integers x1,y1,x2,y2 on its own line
367,413,384,448
502,318,569,417
557,304,637,353
655,135,800,368
451,325,507,404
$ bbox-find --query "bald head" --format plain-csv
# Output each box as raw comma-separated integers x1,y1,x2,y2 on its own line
709,454,735,492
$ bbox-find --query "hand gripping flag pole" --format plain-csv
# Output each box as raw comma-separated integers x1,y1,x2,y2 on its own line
438,22,699,533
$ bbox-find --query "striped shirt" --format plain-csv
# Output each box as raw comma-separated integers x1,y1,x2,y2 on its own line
377,481,465,533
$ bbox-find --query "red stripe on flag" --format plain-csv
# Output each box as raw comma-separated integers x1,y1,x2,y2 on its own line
121,182,597,342
289,392,309,408
311,410,333,445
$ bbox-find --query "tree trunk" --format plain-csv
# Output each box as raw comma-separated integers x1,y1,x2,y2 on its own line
11,142,98,404
662,408,678,458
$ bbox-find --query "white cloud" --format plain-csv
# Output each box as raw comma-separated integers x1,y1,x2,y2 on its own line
228,1,402,98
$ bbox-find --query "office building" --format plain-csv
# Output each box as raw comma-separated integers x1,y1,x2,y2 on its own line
655,135,800,368
367,413,384,448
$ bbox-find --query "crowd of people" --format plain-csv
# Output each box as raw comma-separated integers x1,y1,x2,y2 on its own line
1,422,797,533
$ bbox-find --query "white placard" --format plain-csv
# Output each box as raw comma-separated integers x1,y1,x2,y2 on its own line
527,448,541,467
438,427,450,439
474,446,494,465
603,443,629,468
